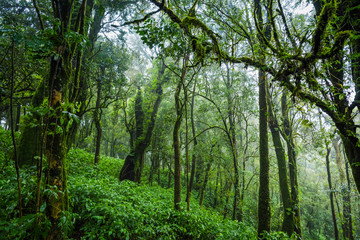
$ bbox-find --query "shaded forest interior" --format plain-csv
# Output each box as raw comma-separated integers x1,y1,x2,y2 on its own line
1,0,360,239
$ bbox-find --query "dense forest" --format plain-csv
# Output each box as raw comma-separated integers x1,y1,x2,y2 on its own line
1,0,360,239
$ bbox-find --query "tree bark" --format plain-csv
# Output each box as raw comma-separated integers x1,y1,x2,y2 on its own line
199,161,212,207
173,55,190,210
257,67,271,236
325,146,339,240
10,39,22,218
267,89,294,236
345,160,354,240
281,92,302,236
333,139,354,240
185,79,197,209
119,63,165,182
94,68,104,165
255,0,271,235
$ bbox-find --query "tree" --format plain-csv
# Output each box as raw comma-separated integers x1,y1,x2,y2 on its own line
333,138,354,240
173,54,190,210
119,61,166,182
255,0,271,235
141,0,360,195
267,88,293,235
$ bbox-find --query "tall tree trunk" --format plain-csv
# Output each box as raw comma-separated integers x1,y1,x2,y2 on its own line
238,114,249,222
267,90,294,236
325,146,339,240
345,160,354,240
281,92,302,236
10,39,22,218
223,63,241,221
213,168,220,208
333,139,354,240
186,79,197,209
119,64,165,182
173,104,182,210
255,0,271,235
173,55,190,210
199,161,212,207
94,68,104,165
257,67,270,236
149,132,159,185
44,2,87,238
223,179,233,219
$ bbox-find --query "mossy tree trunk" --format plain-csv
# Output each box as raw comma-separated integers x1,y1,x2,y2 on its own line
119,63,165,182
267,89,294,236
34,1,88,238
173,77,183,210
255,0,271,236
333,139,354,240
173,55,190,210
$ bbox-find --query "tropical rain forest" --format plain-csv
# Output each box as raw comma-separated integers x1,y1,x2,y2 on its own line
0,0,360,239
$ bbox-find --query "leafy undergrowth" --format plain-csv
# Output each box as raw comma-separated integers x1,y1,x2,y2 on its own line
67,149,258,239
0,147,291,239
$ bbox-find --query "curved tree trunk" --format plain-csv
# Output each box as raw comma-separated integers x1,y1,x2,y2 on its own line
119,64,165,182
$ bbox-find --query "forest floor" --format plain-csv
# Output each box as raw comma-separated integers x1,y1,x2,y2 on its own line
1,148,289,239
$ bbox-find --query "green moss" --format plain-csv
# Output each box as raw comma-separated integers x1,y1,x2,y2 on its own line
312,2,336,54
17,116,42,167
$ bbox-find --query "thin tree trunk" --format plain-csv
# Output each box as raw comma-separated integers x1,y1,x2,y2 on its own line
239,114,249,222
185,93,190,210
199,161,212,207
257,65,270,236
224,63,240,221
10,39,22,218
94,69,103,165
325,146,339,240
345,160,354,240
213,169,220,208
168,158,172,188
186,80,197,209
15,103,21,132
223,179,233,219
